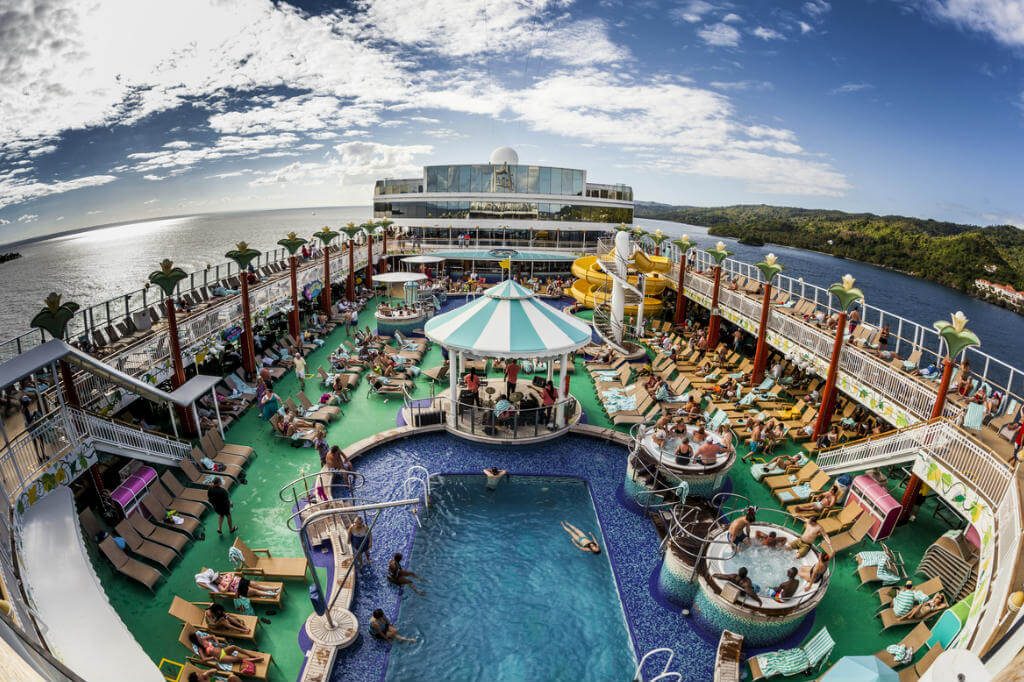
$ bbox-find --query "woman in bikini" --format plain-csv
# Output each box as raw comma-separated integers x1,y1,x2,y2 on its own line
561,521,601,554
188,631,264,667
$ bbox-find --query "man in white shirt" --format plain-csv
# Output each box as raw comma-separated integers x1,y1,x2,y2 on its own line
294,352,306,389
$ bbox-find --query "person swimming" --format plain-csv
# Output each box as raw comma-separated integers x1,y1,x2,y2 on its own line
483,467,507,491
561,521,600,554
754,529,786,548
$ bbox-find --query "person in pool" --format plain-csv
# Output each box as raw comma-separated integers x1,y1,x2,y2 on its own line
754,530,787,549
388,553,425,595
787,517,824,558
483,467,507,490
770,567,800,602
712,567,763,605
561,521,601,554
728,508,756,547
370,608,416,643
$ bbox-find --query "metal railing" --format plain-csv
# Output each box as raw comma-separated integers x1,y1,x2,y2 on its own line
432,395,581,441
0,409,76,502
68,407,191,464
632,648,682,682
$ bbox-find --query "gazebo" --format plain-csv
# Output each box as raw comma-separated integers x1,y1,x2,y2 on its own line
424,280,593,442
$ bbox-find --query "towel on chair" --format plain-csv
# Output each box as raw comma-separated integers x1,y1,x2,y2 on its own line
756,648,809,678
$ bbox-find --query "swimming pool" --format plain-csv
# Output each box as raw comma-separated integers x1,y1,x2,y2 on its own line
383,475,636,682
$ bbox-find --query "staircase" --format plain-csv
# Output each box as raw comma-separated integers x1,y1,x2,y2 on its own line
816,419,943,476
68,407,191,466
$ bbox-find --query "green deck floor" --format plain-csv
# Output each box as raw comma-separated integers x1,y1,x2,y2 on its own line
88,304,959,681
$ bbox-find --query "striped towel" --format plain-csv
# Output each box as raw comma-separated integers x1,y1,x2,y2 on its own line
856,551,901,584
756,648,810,678
963,402,985,430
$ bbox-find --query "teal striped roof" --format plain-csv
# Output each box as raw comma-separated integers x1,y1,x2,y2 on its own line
424,281,592,358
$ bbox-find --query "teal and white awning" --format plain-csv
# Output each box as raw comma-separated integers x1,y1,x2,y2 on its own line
424,280,592,358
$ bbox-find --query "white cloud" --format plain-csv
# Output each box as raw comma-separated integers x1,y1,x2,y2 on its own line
55,216,64,221
699,22,742,46
920,0,1024,47
672,1,717,24
803,0,831,17
0,171,117,210
0,218,9,225
709,80,774,91
830,82,874,94
752,26,785,40
17,214,38,223
798,20,813,33
27,144,58,157
722,13,742,23
163,141,192,150
127,133,301,174
86,209,102,215
208,95,381,135
143,174,164,181
143,198,159,204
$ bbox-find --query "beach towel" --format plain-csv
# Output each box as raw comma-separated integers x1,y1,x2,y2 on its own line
228,546,245,567
777,483,811,503
856,551,901,585
963,402,985,430
594,370,619,382
755,648,809,678
886,644,913,665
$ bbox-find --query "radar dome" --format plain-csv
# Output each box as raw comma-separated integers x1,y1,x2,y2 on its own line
489,146,519,165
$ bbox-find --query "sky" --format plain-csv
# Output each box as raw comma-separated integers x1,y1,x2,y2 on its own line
1,0,1023,244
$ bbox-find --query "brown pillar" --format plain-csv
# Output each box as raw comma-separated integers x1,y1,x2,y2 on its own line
366,234,374,289
165,297,195,433
289,255,300,339
239,275,257,378
812,311,847,439
322,245,333,315
58,361,79,408
750,282,773,385
899,357,955,522
381,230,388,273
347,241,356,302
673,252,687,327
707,265,723,347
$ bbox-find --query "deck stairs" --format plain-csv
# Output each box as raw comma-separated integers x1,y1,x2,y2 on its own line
69,407,190,466
815,420,942,476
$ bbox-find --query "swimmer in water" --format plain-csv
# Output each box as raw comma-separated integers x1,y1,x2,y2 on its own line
560,521,601,554
483,467,507,491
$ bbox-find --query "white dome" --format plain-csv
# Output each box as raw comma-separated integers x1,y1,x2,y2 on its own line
489,146,519,165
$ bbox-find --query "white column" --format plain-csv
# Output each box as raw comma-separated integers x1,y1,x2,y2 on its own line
635,273,647,337
211,387,224,437
447,349,459,428
610,230,629,344
168,404,179,438
191,402,202,437
556,351,569,427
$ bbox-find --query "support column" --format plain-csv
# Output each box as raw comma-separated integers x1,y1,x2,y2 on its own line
556,352,569,428
381,230,388,273
899,357,955,522
448,350,459,428
289,255,300,339
165,296,195,434
211,387,224,438
673,252,687,327
707,265,723,348
812,311,847,439
239,275,257,379
750,282,774,385
323,246,333,315
347,242,356,302
366,234,374,289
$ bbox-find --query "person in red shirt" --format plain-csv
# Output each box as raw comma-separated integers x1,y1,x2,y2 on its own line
464,367,481,405
504,359,520,395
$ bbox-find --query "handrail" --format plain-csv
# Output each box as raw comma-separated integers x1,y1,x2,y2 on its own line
632,648,681,682
436,394,580,441
277,468,366,503
69,406,190,463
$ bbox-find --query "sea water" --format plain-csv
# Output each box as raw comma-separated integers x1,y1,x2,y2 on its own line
383,475,635,682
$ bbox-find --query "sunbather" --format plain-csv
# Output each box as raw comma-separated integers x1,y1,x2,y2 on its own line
194,569,280,598
907,593,946,619
204,603,249,634
799,552,830,592
188,669,242,682
561,521,601,554
188,631,264,666
792,484,840,517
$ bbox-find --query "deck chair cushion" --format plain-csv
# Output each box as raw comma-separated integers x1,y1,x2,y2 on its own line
754,648,809,678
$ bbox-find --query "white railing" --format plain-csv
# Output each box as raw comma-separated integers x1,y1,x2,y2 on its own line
974,481,1021,654
0,410,76,501
68,407,191,464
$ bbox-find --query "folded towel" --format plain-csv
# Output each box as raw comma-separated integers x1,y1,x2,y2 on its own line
756,648,810,678
886,644,913,665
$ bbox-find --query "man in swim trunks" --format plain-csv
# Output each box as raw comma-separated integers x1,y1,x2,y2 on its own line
792,484,840,517
799,552,830,592
787,517,823,558
484,467,507,490
770,567,800,602
728,508,756,547
712,567,763,605
754,530,787,549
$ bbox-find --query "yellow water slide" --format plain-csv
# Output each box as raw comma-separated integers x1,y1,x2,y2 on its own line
567,249,672,314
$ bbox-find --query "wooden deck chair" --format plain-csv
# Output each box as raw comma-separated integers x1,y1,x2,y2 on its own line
78,507,106,539
874,622,931,669
818,502,863,535
115,519,179,569
824,512,876,554
98,536,162,590
298,391,342,420
150,477,208,519
163,469,229,505
196,567,283,606
168,596,257,641
283,397,330,425
189,446,244,481
764,462,819,491
177,623,271,680
207,429,255,462
748,627,834,680
127,511,189,554
613,399,662,426
140,494,202,539
422,362,450,384
896,643,943,682
198,433,248,469
607,391,652,420
893,349,922,373
288,333,316,353
879,577,943,609
774,470,831,504
231,538,309,580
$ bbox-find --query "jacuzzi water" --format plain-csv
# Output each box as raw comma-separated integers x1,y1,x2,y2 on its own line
722,541,802,594
383,475,636,682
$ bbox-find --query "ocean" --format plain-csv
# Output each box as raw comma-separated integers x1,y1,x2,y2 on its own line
0,206,1019,372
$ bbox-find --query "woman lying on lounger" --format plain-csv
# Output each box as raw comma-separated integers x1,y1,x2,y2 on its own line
188,670,242,682
194,568,280,598
204,603,250,634
188,631,264,667
561,522,601,554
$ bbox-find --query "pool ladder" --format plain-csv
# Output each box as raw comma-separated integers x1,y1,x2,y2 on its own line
633,647,683,682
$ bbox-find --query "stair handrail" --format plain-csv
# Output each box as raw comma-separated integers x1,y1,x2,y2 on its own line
277,468,366,503
632,647,681,682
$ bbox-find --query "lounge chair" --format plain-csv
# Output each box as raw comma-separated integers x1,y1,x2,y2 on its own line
764,462,819,491
189,446,245,482
748,627,834,679
98,536,162,590
817,502,863,535
298,391,342,420
168,596,258,641
874,622,931,668
115,519,179,569
878,576,943,609
879,598,949,631
824,512,876,554
284,397,331,425
422,362,450,384
774,470,831,504
150,477,208,519
231,538,309,580
162,469,230,505
140,494,203,539
897,643,944,682
196,567,283,606
202,430,255,465
78,507,107,540
177,623,271,680
126,511,189,554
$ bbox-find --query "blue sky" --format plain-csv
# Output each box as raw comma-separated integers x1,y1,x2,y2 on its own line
1,0,1023,244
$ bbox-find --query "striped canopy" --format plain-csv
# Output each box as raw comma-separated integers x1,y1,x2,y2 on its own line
424,280,592,358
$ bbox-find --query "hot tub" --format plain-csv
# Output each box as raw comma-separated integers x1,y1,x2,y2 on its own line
624,425,735,502
693,523,828,646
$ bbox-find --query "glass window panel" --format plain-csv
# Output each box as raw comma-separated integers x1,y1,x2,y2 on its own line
561,169,572,196
457,165,469,193
528,166,539,193
550,169,562,195
539,167,551,194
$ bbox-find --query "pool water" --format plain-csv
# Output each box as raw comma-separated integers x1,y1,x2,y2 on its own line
383,475,636,682
723,540,802,593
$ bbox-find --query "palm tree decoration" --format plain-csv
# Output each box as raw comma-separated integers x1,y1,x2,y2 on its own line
148,259,188,297
751,254,784,383
225,242,262,377
30,293,79,340
647,229,670,255
934,311,980,361
828,274,865,312
313,227,341,313
813,274,866,439
146,260,191,427
278,232,308,338
671,236,696,327
705,241,733,346
338,223,363,302
30,293,81,407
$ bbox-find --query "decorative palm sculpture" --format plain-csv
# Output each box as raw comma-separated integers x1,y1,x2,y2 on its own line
751,254,784,383
647,229,670,255
705,241,733,346
813,274,865,438
314,227,341,312
671,236,695,327
278,232,308,338
225,242,262,377
338,223,363,302
931,311,981,418
148,259,189,389
30,293,81,406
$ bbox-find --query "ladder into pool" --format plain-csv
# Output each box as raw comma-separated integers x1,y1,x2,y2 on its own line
632,647,683,682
